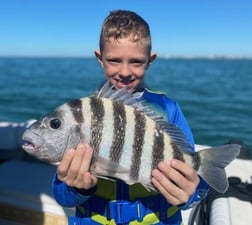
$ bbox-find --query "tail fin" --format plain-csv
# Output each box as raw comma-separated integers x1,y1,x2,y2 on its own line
198,144,241,193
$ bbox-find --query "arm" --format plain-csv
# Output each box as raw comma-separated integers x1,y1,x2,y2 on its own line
52,173,96,207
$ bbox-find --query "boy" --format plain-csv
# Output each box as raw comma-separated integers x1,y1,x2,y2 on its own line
53,10,209,225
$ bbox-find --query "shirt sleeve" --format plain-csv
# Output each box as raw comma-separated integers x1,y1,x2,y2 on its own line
163,97,195,149
180,176,209,210
52,173,95,207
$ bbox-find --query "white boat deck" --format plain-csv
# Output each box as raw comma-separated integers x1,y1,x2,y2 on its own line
182,145,252,225
224,158,252,225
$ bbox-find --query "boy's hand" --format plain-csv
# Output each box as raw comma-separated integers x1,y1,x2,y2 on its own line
151,159,200,206
57,144,97,190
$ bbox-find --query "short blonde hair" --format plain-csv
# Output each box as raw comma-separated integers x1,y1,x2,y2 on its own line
99,10,152,55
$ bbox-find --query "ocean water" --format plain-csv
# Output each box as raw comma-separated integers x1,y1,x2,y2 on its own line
0,57,251,155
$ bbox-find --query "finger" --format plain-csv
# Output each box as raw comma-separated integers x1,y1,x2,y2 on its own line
170,160,200,192
152,167,180,197
157,162,185,188
155,162,192,201
67,144,86,180
57,148,76,179
82,171,98,188
76,144,94,181
152,169,186,205
170,159,197,181
171,160,200,188
152,177,180,205
80,144,94,171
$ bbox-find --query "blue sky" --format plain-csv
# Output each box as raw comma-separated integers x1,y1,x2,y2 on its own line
1,0,252,58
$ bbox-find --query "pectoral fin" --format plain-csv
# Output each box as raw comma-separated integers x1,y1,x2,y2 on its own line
90,156,132,183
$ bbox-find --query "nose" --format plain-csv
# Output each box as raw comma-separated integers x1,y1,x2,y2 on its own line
119,63,131,78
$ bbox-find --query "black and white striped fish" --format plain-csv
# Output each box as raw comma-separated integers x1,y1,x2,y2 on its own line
22,82,240,193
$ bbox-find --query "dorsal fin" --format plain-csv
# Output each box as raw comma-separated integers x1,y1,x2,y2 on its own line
94,81,193,152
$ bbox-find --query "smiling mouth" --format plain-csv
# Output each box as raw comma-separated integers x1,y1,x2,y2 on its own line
114,78,136,87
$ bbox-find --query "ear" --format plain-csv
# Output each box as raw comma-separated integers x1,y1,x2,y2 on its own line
146,53,157,69
149,53,157,64
94,50,103,66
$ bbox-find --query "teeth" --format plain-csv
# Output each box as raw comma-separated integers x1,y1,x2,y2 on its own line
115,78,135,83
23,142,35,148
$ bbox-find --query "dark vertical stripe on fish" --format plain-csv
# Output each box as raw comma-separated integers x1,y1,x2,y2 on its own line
171,142,185,162
109,101,126,162
89,97,105,153
192,152,201,171
67,99,84,124
130,110,146,180
151,126,164,172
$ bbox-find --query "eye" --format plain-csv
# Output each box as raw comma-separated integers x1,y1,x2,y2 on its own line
49,118,61,129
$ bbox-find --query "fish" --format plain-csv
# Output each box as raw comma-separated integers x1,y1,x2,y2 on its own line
22,81,240,193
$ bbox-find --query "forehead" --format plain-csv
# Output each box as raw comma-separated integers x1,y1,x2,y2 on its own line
102,37,150,57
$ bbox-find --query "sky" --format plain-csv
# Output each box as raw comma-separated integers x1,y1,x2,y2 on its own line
1,0,252,58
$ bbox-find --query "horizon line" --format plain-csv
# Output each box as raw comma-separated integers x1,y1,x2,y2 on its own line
0,55,252,60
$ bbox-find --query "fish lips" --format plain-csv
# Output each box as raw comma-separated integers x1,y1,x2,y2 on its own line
22,131,62,164
22,132,42,155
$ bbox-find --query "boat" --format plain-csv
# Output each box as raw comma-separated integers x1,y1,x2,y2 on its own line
0,121,251,225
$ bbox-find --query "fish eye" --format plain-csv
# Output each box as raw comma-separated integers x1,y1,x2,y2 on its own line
49,118,61,129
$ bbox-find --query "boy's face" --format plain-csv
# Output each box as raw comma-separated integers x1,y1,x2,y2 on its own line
95,37,156,90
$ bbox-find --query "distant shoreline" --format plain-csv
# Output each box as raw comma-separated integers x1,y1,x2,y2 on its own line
0,56,252,60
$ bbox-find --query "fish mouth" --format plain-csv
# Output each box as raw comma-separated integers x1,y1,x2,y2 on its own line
22,135,60,164
22,136,41,153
